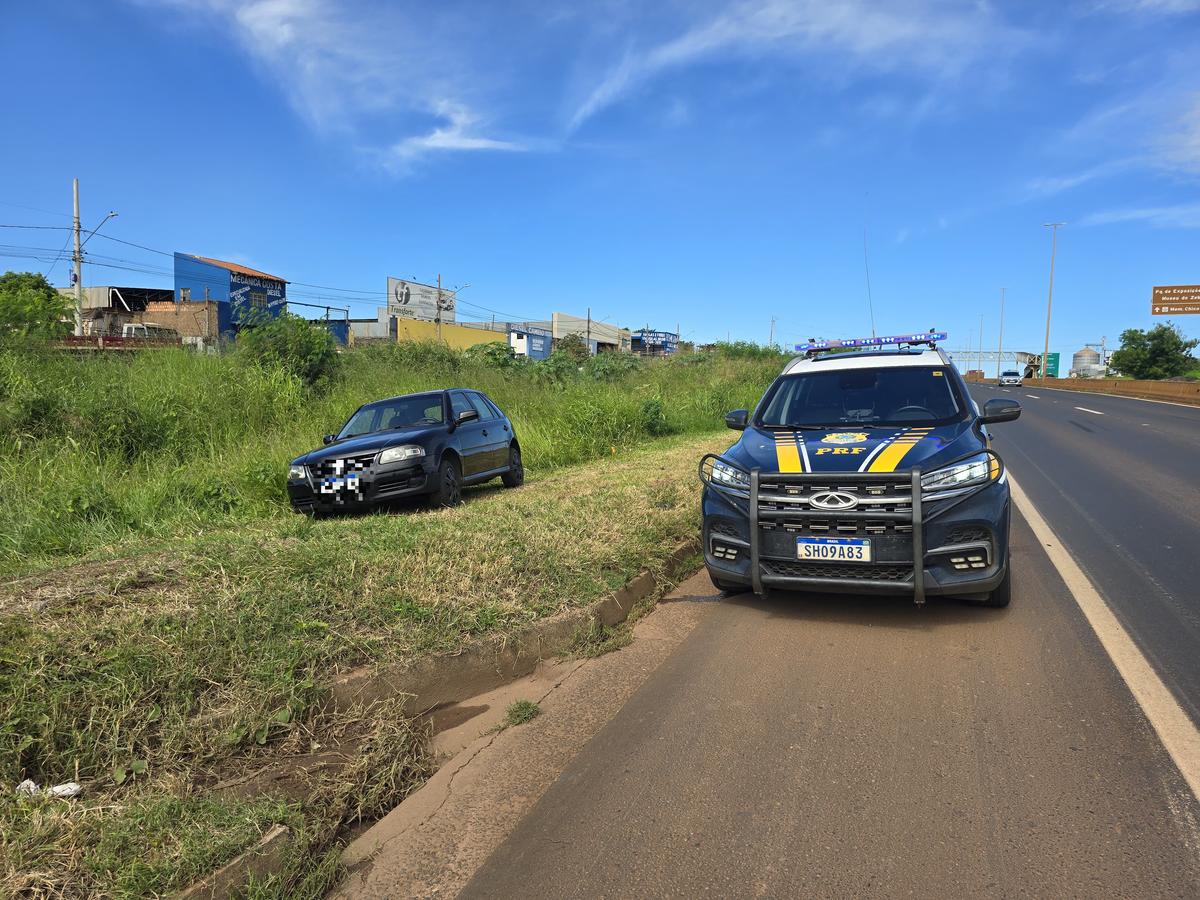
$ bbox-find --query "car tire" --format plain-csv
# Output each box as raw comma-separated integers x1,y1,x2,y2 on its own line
971,565,1011,608
501,444,524,488
432,457,463,508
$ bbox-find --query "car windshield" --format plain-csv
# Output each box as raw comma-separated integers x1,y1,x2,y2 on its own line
757,367,966,428
1002,370,1019,376
338,394,444,439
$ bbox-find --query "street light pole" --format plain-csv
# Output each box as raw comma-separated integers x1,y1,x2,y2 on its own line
977,313,984,376
996,287,1005,381
1041,223,1065,378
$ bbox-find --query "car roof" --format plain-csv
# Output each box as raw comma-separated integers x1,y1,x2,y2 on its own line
781,348,947,375
364,390,446,407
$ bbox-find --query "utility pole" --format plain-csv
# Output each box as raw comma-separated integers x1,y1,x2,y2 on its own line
436,273,442,342
72,178,83,336
586,307,591,352
996,288,1005,381
977,313,984,376
768,316,775,347
1042,223,1065,378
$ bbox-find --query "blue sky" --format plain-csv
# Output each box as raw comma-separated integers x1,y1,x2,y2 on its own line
2,0,1198,360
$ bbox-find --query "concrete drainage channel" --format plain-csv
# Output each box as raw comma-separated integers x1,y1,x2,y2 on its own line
174,541,700,899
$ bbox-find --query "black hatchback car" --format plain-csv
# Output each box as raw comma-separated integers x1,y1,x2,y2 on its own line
287,389,523,512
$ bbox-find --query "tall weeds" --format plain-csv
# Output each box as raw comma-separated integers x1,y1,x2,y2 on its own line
0,341,781,573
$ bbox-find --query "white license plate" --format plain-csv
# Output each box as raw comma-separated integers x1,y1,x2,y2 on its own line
796,537,872,563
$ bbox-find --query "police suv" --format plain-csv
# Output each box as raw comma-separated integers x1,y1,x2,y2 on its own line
700,332,1021,606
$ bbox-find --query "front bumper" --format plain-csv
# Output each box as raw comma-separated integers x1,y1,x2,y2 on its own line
287,459,432,512
701,455,1010,604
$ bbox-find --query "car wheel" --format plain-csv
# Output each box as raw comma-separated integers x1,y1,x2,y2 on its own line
501,444,524,488
432,457,463,508
970,565,1011,608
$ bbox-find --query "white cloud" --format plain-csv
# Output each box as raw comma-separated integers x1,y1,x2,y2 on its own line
1091,0,1200,14
1023,157,1143,197
1080,203,1200,228
143,0,527,170
568,0,1031,130
384,101,527,172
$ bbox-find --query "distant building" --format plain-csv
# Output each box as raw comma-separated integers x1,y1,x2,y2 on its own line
631,329,680,356
59,284,219,343
173,253,287,335
521,312,630,354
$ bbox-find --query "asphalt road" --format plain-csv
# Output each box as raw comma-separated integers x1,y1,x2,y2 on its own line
460,507,1200,897
970,383,1200,727
363,384,1200,898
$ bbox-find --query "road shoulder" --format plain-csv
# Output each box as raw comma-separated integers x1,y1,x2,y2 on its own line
332,572,723,899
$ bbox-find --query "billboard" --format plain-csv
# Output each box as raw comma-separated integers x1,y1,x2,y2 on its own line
387,277,456,324
1151,285,1200,315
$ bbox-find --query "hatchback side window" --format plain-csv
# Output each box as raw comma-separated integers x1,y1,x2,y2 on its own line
478,394,504,419
466,393,493,419
449,392,475,420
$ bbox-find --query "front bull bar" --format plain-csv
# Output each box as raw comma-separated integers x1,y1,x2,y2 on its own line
701,450,1004,606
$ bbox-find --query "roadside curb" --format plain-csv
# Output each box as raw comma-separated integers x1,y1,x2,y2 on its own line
174,825,292,900
326,548,687,718
183,539,699,899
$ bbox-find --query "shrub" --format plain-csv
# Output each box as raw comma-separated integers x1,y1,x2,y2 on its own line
556,333,591,365
584,351,641,381
234,312,341,389
465,341,523,369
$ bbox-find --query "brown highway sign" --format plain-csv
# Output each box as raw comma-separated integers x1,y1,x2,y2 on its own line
1151,285,1200,315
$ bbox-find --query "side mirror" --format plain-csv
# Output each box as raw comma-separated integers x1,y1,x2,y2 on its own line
456,408,479,425
725,409,749,431
980,398,1021,424
322,434,336,445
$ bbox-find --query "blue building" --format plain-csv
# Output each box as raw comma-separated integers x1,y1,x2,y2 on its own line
509,324,552,360
631,329,679,355
173,253,287,335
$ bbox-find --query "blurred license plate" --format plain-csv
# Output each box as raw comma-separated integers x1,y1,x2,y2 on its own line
796,537,872,563
320,473,361,494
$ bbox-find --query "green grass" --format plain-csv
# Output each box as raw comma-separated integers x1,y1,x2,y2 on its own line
0,430,736,897
0,341,779,576
0,788,297,898
0,339,779,896
503,700,541,728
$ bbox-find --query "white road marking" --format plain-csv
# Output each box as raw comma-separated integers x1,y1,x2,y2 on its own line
1075,406,1104,415
1010,475,1200,804
1025,394,1041,399
1027,385,1200,411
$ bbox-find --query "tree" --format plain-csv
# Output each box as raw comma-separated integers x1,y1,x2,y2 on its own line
555,332,591,365
0,271,72,337
1109,323,1199,380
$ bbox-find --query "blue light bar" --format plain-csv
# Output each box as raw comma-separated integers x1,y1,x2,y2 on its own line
794,332,947,352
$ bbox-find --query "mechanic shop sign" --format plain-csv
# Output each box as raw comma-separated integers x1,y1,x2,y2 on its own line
1151,285,1200,315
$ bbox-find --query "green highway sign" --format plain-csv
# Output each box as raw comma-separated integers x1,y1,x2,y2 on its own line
1044,352,1060,378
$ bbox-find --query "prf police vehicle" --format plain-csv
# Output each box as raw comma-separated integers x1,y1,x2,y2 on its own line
700,332,1021,606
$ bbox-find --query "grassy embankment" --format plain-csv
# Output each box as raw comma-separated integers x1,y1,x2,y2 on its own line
0,341,781,897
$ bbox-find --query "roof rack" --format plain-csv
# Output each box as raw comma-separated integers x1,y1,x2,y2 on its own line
795,330,947,359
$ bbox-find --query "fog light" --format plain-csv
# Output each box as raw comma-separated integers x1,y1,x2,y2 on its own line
711,539,741,561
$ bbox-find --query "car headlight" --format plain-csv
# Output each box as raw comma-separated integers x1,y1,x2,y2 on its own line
920,453,999,495
378,445,426,465
287,464,307,481
708,458,750,489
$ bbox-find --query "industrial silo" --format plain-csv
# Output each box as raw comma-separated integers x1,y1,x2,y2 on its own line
1071,346,1103,378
